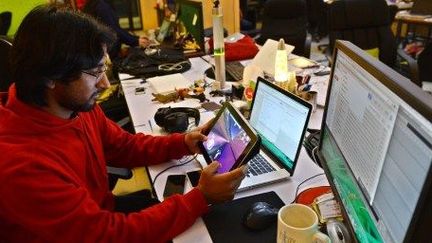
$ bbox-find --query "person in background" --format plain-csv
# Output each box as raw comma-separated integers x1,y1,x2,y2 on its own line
83,0,150,59
0,4,246,242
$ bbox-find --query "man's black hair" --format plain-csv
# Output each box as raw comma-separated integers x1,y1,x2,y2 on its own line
10,4,117,106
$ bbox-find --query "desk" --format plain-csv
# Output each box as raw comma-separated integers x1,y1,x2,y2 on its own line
119,56,329,242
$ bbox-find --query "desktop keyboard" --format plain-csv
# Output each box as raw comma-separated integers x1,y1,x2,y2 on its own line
246,154,276,177
226,61,245,81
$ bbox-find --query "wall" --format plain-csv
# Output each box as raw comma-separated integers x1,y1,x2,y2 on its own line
0,0,48,37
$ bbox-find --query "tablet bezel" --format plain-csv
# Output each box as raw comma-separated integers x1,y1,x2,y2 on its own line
199,102,259,173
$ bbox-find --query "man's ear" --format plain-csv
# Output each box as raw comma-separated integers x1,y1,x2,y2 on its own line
45,79,55,89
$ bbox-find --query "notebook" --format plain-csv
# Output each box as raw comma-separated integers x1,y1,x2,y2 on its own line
410,0,432,16
238,77,312,191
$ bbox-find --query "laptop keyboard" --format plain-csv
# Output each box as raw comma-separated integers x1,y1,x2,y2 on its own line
226,61,245,81
246,154,276,177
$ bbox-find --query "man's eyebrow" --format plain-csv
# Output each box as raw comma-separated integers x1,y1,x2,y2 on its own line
94,63,105,69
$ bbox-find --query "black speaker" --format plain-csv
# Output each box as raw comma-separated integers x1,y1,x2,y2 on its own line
154,107,200,133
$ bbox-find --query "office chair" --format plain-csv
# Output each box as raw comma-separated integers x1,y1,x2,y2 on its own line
0,11,12,36
403,42,432,86
239,0,260,37
306,0,328,41
326,0,397,67
417,42,432,84
256,0,311,58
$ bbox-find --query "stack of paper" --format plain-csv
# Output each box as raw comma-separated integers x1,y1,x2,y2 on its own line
147,73,192,93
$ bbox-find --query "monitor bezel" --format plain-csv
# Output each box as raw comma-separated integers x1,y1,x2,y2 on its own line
317,40,432,242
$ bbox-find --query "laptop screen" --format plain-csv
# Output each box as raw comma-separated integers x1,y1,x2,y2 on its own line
249,78,312,173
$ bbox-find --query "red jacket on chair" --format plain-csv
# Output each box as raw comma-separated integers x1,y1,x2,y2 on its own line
209,34,259,61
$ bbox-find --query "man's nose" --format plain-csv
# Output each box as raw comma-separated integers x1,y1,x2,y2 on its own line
97,73,110,89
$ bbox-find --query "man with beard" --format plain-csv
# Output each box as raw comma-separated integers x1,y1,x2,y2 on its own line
0,4,246,242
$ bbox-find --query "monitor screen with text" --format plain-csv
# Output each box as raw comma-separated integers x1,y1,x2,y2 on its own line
320,41,432,243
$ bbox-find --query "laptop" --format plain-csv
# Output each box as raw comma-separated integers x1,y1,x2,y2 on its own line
410,0,432,16
238,77,312,191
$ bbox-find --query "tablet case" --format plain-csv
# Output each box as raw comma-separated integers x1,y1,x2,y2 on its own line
202,191,285,243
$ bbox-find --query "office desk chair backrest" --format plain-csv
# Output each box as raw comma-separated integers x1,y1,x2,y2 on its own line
0,36,12,93
418,42,432,83
0,12,12,36
327,0,396,67
258,0,310,57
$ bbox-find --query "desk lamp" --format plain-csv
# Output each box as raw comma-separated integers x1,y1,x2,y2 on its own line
212,0,226,90
274,39,296,92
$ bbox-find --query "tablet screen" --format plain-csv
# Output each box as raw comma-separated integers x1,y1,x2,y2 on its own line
202,108,252,173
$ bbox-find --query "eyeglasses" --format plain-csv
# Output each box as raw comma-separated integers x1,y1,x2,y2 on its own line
82,65,108,81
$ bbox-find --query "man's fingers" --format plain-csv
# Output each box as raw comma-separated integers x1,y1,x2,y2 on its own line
203,161,220,176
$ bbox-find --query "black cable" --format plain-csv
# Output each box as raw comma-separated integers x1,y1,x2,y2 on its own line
290,172,326,204
151,155,198,186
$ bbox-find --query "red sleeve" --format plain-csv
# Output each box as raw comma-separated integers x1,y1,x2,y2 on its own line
0,156,209,242
92,106,192,168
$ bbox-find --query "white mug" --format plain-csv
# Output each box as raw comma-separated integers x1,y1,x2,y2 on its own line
277,203,330,243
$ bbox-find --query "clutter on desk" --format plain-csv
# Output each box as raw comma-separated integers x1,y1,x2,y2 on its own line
114,47,191,78
152,88,209,103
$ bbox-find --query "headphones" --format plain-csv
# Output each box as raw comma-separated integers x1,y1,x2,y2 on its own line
154,107,200,133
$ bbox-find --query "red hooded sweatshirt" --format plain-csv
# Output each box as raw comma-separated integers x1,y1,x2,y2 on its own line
0,85,208,242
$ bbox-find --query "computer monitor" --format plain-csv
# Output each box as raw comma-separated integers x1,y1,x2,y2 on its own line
175,0,205,56
317,40,432,243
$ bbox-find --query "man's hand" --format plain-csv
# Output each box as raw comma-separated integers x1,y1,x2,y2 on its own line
184,131,206,154
139,36,150,48
184,120,213,154
197,162,248,204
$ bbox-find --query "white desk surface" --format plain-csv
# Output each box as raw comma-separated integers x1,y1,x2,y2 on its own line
120,56,330,243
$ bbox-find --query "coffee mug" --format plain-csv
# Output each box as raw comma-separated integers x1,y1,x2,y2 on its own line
277,203,330,243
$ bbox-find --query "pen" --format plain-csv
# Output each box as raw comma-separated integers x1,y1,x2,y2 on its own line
148,119,153,132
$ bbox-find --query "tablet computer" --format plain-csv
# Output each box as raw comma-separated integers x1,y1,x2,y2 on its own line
199,102,260,173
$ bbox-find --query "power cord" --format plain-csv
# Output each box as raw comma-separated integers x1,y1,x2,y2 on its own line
158,61,190,71
151,155,198,186
290,172,326,204
303,129,321,166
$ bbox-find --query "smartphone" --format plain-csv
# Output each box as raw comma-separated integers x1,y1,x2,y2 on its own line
186,170,202,187
135,87,146,95
163,174,186,199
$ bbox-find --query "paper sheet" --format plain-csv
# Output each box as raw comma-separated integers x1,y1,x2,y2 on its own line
147,73,192,93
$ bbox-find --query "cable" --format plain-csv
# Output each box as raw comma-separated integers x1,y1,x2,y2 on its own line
158,61,190,71
290,172,326,204
311,146,319,165
151,154,198,186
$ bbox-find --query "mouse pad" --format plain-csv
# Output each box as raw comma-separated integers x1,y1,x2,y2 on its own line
202,191,285,243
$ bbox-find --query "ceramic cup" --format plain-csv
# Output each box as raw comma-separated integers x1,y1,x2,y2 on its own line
277,203,330,243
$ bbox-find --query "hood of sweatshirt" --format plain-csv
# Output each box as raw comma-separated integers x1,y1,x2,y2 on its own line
0,84,83,136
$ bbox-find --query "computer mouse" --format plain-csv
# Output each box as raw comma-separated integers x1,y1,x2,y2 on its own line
326,219,351,243
242,202,279,231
